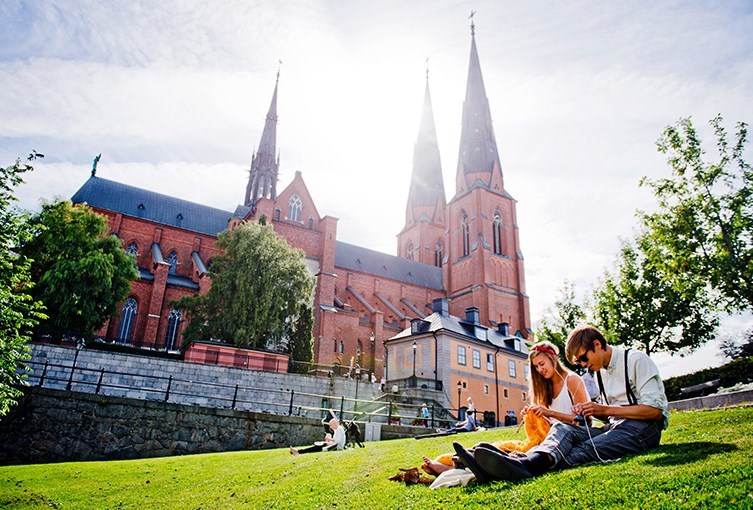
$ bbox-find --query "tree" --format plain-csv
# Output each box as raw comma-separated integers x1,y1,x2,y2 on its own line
592,233,718,356
0,154,46,415
176,221,314,356
20,200,138,337
535,280,586,367
640,115,752,312
720,327,753,360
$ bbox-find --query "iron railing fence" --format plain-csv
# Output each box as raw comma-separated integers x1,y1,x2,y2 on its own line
23,359,461,429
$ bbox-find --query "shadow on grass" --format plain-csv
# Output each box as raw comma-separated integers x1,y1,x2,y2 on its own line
640,441,738,467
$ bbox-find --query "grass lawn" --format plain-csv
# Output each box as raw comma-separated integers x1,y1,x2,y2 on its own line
1,406,752,509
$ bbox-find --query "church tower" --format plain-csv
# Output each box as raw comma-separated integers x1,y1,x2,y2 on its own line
398,73,447,268
445,22,530,336
244,74,280,206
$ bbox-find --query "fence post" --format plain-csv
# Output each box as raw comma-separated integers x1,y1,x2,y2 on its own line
232,384,239,409
165,375,172,402
388,398,393,424
430,405,434,429
95,368,105,394
288,390,295,415
39,361,49,387
339,396,345,420
66,347,81,391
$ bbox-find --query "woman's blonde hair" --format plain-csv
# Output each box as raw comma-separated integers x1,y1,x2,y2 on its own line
528,341,569,407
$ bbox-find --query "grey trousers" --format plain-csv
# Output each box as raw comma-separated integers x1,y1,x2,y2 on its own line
529,419,663,469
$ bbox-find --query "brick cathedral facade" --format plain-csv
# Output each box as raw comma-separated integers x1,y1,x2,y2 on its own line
71,29,531,377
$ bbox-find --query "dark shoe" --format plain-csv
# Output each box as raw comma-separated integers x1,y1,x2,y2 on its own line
475,448,535,481
452,442,491,484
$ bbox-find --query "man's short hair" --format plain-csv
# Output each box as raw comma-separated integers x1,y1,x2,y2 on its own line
566,325,608,364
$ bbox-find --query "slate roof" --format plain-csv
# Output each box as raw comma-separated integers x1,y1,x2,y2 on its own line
391,310,527,355
335,241,443,290
71,176,235,236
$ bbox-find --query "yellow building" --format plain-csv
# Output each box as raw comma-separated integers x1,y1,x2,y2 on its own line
386,298,529,424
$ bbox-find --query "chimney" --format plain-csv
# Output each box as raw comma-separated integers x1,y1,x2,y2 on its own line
465,307,479,324
432,298,449,316
498,322,510,336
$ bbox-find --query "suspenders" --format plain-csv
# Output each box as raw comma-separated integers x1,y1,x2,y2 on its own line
596,348,638,406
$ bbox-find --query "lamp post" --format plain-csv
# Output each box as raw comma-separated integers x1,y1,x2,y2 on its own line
354,365,361,413
457,380,462,418
412,340,417,385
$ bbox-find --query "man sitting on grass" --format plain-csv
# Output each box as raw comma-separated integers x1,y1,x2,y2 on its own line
453,325,668,483
290,418,345,455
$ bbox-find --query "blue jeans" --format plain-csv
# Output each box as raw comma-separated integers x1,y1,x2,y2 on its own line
529,419,663,469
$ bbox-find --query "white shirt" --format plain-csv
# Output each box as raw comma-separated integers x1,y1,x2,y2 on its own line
600,346,669,429
332,425,346,450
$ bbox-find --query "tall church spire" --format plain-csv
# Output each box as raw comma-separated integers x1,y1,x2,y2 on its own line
244,71,280,207
455,23,502,197
405,73,446,224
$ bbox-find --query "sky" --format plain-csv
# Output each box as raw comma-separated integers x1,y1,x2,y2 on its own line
2,0,752,377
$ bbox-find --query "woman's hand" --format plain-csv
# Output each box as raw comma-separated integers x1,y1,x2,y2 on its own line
524,405,550,418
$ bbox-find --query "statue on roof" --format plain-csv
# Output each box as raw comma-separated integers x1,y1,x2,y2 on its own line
92,153,101,176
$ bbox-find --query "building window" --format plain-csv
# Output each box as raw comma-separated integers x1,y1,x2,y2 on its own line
461,213,470,257
434,242,443,267
339,341,344,353
165,308,182,351
406,241,415,261
167,251,178,275
118,298,137,343
522,392,527,401
472,349,481,369
288,194,302,222
484,384,489,395
525,364,530,381
457,345,466,365
504,388,509,398
493,211,503,255
334,339,337,352
508,359,517,378
126,242,138,257
307,217,314,229
274,208,281,221
486,353,494,372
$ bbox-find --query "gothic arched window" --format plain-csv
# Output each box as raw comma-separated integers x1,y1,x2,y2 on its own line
307,217,314,230
493,211,503,255
166,251,178,275
434,242,443,267
165,308,182,351
461,213,470,257
126,242,138,257
288,194,302,222
118,298,138,343
406,241,415,261
273,208,281,221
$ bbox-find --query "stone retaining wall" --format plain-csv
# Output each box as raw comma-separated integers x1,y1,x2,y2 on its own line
0,387,427,465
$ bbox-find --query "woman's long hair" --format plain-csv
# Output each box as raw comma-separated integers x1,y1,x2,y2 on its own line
528,341,568,407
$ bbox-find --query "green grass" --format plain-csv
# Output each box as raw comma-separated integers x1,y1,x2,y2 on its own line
2,406,752,509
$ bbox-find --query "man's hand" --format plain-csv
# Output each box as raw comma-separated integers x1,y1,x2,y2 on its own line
573,401,606,418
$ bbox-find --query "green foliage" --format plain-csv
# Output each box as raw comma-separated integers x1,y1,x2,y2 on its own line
286,304,313,373
20,200,138,336
0,154,46,416
720,326,753,360
534,280,585,367
1,407,752,509
592,233,718,356
177,221,314,355
640,115,753,312
662,356,753,401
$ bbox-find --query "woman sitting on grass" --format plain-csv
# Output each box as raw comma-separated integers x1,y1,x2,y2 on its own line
420,341,589,477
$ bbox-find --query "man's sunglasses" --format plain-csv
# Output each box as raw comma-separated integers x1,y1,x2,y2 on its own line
574,349,592,365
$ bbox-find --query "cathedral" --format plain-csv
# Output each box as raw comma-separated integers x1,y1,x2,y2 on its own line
71,26,531,382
